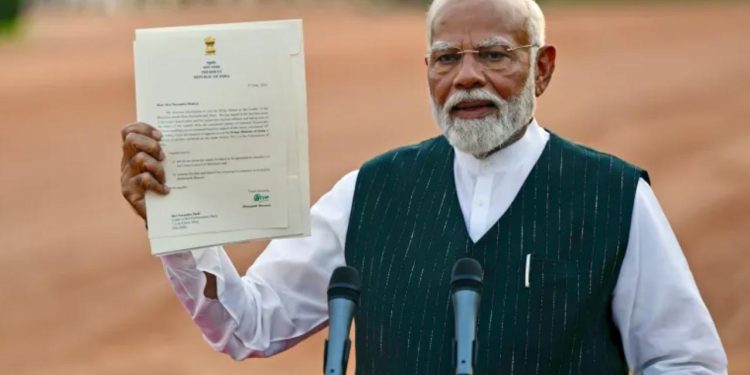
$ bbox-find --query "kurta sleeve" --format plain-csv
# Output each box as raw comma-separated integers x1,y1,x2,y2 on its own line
612,179,728,374
159,170,359,360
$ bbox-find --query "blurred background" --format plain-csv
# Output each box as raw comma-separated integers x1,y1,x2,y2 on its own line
1,0,748,374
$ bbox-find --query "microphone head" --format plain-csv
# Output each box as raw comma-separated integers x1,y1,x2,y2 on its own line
451,258,483,293
328,266,361,304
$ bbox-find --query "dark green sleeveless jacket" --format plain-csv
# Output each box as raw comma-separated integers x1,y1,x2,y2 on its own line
344,133,648,374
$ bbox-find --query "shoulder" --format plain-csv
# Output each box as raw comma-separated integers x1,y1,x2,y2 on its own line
352,136,452,195
360,136,449,172
550,132,650,184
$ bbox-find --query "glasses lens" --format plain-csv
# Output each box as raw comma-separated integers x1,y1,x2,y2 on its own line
429,50,461,74
477,47,513,71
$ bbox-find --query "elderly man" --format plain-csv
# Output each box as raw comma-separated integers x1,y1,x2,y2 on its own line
120,0,727,373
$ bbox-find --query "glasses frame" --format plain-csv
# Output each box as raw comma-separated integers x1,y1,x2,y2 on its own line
425,43,539,72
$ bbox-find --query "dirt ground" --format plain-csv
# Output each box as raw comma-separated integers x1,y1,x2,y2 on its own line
0,2,748,374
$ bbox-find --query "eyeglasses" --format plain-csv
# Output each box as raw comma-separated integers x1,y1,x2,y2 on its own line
426,44,538,75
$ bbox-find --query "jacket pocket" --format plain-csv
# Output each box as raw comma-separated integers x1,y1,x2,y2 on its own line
525,256,579,288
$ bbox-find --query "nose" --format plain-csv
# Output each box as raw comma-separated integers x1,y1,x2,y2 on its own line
453,53,487,91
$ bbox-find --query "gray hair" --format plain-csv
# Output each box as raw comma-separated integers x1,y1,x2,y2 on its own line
426,0,546,47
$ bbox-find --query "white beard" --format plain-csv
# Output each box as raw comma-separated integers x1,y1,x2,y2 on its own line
431,71,537,158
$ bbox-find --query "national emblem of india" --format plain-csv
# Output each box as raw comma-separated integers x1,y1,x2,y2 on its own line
204,36,216,56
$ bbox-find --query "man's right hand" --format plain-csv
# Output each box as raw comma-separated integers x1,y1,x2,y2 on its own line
120,122,170,221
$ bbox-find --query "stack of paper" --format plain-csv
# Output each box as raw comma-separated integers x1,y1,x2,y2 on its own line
134,20,310,255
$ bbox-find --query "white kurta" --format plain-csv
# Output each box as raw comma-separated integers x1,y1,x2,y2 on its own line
160,121,727,374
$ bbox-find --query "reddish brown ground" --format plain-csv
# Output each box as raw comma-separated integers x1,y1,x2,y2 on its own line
0,2,748,374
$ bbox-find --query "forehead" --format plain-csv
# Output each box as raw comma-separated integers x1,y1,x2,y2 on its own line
431,0,530,47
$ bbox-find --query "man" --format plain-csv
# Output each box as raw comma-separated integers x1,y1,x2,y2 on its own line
120,0,728,373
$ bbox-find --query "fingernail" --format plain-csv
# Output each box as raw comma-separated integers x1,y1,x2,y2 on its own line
159,150,166,160
164,185,171,193
153,130,162,139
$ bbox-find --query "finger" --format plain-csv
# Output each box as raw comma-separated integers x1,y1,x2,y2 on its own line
121,132,164,170
122,132,165,167
121,178,147,220
122,183,144,207
128,152,166,183
132,171,170,195
122,187,147,220
132,199,147,220
121,122,162,141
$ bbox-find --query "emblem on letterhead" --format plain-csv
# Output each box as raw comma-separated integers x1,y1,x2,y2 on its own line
204,36,216,56
242,190,272,209
253,193,270,203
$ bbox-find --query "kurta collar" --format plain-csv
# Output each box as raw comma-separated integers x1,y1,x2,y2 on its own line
453,119,549,175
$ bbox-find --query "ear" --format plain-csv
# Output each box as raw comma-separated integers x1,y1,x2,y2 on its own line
534,45,556,97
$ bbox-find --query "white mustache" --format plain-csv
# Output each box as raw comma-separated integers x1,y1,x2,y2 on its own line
443,89,505,114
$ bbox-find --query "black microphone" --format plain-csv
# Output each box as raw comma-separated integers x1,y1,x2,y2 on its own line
451,258,483,375
324,266,361,375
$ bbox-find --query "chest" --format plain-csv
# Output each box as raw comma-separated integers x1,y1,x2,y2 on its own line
344,136,639,374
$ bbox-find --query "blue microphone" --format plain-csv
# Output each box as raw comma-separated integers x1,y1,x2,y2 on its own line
324,266,361,375
451,258,484,375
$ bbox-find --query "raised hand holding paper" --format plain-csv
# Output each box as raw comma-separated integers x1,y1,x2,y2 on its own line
134,20,310,255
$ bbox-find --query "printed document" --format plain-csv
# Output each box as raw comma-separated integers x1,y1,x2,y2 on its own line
134,20,310,255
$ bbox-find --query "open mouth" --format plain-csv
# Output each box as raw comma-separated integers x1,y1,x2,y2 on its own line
450,99,497,119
